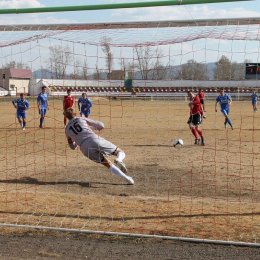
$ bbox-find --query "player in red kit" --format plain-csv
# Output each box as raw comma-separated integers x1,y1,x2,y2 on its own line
63,89,75,126
187,91,205,146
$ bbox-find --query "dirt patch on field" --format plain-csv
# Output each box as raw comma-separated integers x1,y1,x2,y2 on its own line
0,231,259,260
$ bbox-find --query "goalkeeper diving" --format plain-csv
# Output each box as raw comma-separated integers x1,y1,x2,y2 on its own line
64,108,134,185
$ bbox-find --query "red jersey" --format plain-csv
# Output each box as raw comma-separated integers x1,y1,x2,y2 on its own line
190,95,203,115
198,91,205,100
63,95,74,110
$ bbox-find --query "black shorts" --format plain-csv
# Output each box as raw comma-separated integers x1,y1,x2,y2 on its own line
187,114,202,126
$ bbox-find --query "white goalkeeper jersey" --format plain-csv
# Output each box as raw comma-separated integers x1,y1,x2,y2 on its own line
65,117,104,147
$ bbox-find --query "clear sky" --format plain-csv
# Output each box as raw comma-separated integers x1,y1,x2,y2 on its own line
0,0,259,24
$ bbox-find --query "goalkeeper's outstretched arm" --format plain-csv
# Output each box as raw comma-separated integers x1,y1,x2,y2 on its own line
85,118,104,131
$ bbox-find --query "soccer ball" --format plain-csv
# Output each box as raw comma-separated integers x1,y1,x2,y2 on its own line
173,138,184,147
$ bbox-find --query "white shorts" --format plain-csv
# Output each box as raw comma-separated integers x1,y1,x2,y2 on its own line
80,137,117,163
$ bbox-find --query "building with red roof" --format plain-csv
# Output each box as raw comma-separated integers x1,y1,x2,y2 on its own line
0,68,32,94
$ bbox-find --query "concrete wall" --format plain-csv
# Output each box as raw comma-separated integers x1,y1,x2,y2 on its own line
0,70,10,90
29,78,260,96
29,79,51,96
9,79,30,93
132,80,260,89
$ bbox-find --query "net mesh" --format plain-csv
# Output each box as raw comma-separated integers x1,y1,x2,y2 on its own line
0,19,259,243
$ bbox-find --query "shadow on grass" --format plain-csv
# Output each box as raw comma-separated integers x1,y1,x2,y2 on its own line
0,176,128,187
0,209,259,221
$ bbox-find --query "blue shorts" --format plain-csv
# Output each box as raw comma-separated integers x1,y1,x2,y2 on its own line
17,111,26,119
221,108,229,116
40,108,47,117
80,110,90,117
252,101,257,105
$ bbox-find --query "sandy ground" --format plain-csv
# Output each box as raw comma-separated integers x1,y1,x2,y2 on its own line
1,231,259,260
0,96,259,251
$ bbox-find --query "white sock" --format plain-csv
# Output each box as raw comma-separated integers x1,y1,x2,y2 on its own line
110,164,129,181
116,151,125,162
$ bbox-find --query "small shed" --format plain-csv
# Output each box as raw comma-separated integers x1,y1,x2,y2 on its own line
0,68,32,95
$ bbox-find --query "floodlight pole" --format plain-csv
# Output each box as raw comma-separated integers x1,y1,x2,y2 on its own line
0,0,252,14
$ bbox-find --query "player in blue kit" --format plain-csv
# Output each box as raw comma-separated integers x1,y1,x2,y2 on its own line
215,88,233,130
12,93,30,130
251,90,258,112
78,92,92,117
37,86,48,128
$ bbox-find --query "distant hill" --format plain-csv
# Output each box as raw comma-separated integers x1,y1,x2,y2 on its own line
206,63,216,80
32,69,108,80
32,62,220,80
33,69,55,79
131,62,217,80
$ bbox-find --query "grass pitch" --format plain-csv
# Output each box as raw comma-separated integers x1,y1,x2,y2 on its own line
0,96,259,243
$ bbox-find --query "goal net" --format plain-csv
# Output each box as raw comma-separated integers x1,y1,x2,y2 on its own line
0,18,259,244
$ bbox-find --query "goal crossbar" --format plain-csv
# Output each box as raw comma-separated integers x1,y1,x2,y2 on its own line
0,0,252,15
1,17,260,31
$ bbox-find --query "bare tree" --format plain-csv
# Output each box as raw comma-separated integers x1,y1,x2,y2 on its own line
151,48,167,80
73,59,82,79
214,55,244,80
134,46,166,80
231,62,245,80
3,61,30,69
120,58,135,80
214,55,232,80
93,65,100,80
175,59,208,80
101,37,113,80
134,46,154,80
49,45,72,79
82,60,88,80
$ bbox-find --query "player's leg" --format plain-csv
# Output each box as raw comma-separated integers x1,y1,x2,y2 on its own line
194,114,204,145
224,117,228,128
224,116,233,129
83,110,91,118
226,116,233,129
80,111,86,117
101,157,134,185
39,109,46,128
222,109,232,128
85,111,90,118
17,113,23,129
189,115,200,144
112,148,127,173
39,109,44,128
188,116,198,143
83,139,134,184
22,112,26,130
22,119,26,130
224,109,233,129
196,125,205,146
190,126,200,144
